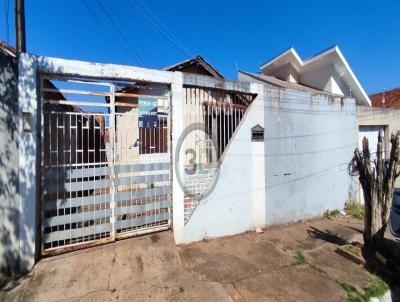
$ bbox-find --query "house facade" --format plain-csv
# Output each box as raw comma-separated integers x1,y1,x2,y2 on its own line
0,45,372,274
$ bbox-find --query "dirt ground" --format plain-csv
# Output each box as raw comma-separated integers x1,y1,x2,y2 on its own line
0,217,386,302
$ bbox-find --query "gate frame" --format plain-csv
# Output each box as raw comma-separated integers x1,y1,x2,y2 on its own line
18,53,183,271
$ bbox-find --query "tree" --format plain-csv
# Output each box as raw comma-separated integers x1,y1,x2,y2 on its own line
351,130,400,252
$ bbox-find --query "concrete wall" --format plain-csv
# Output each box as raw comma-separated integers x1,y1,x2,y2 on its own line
15,53,360,267
239,73,357,225
263,88,356,225
173,82,265,243
356,106,400,192
357,106,400,154
173,73,357,243
0,52,20,276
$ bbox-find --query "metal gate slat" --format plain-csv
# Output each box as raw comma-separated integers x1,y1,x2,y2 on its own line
43,194,112,211
114,173,169,186
43,166,111,180
115,199,170,215
43,178,112,194
44,223,112,243
44,209,112,227
115,212,169,230
114,186,169,202
114,162,169,173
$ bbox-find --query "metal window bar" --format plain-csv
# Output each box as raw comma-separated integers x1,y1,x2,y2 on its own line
181,86,256,220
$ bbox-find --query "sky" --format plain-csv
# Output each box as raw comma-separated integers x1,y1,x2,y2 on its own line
1,0,399,94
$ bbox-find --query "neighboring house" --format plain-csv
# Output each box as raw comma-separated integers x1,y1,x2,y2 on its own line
257,45,370,106
357,87,400,184
164,55,225,79
112,55,223,157
239,45,366,221
2,46,372,272
370,87,400,109
248,45,398,201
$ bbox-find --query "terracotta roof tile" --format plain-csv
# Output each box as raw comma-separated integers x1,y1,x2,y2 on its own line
370,88,400,109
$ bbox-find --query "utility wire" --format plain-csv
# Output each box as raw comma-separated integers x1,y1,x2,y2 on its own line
101,0,157,66
95,0,146,66
138,0,192,56
82,0,140,65
127,0,192,58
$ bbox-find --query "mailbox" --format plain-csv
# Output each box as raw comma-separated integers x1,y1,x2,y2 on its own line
251,124,264,142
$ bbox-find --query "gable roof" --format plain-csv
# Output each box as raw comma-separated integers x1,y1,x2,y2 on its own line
261,47,303,73
260,46,370,106
370,87,400,109
239,71,339,96
164,55,224,79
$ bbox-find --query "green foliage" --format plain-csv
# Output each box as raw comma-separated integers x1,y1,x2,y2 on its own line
292,251,307,266
345,202,365,220
323,209,340,220
363,277,389,300
340,277,389,302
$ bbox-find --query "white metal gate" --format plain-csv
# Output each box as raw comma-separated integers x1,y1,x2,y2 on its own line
358,125,385,204
40,75,171,255
359,125,386,161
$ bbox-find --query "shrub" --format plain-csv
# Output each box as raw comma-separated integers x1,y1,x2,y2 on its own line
345,202,364,220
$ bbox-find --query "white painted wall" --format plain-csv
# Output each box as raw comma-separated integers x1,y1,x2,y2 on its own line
17,53,358,267
173,83,265,244
263,88,356,225
0,51,20,275
269,63,300,83
241,72,356,223
300,64,349,96
18,54,39,272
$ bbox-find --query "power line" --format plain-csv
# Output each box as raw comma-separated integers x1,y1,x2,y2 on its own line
82,0,140,65
126,0,192,58
95,0,146,67
138,0,192,56
101,0,157,66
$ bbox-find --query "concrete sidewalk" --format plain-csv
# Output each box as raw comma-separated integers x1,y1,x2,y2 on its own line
1,218,374,302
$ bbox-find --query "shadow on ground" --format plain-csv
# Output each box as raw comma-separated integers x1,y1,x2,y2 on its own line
307,223,400,301
1,217,399,302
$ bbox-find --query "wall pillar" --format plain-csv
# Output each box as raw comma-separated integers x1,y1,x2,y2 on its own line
171,73,185,243
18,53,39,272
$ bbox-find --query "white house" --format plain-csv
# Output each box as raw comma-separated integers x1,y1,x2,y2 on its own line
251,46,370,106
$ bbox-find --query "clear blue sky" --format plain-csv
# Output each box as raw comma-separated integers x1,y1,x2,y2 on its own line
1,0,399,94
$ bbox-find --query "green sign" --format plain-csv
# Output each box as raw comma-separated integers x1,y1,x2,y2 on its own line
138,97,158,128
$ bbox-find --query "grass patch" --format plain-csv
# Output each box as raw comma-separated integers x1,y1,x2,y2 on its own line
345,202,364,220
292,251,307,266
323,209,340,220
342,244,363,258
340,276,389,302
363,277,389,300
